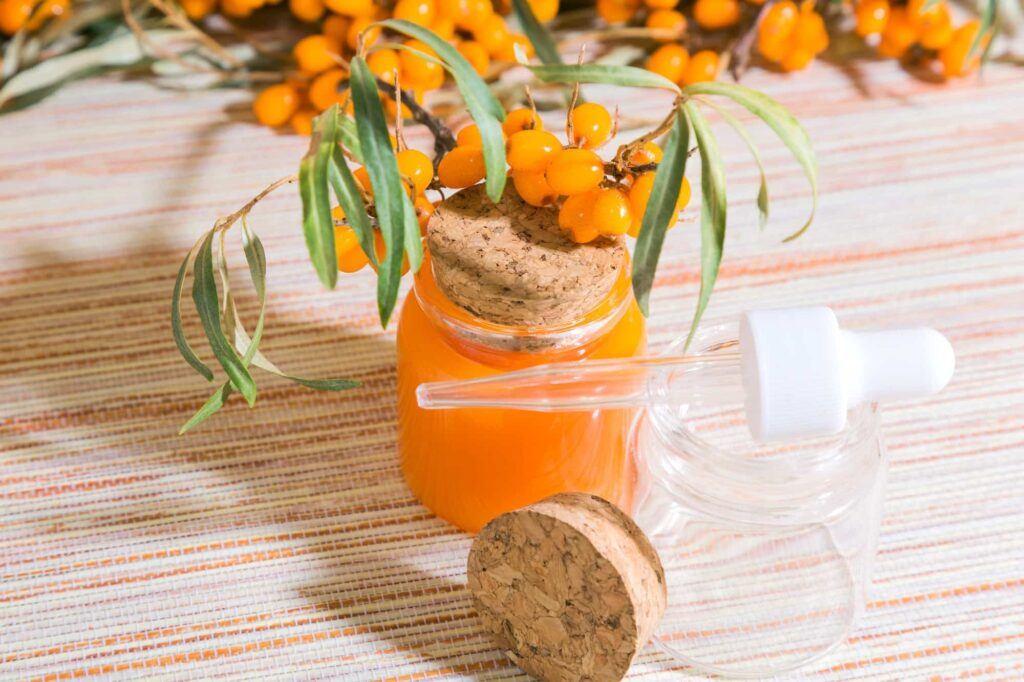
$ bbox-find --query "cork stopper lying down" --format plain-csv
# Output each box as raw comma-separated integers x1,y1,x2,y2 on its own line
427,185,625,327
467,493,667,682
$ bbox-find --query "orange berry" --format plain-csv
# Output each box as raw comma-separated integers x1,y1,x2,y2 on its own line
437,146,487,187
473,14,510,55
596,0,640,24
394,0,436,24
396,149,434,195
628,172,655,220
399,39,445,90
512,169,558,207
288,0,324,21
908,0,952,49
335,225,371,273
758,35,789,63
570,224,601,243
644,0,677,8
1,0,33,34
628,142,663,166
23,0,67,30
181,0,217,20
676,176,691,210
457,40,491,76
322,14,350,41
780,46,814,71
494,32,533,61
294,34,341,75
309,69,350,112
507,129,561,173
367,48,400,83
220,0,253,17
645,43,689,83
440,0,492,30
354,166,372,193
502,108,544,136
939,19,989,78
792,9,828,54
593,188,632,235
545,148,604,195
253,83,300,127
558,191,596,231
854,0,889,36
570,102,613,149
877,7,918,58
680,50,719,84
370,231,411,275
693,0,740,29
645,9,687,40
347,15,381,51
456,124,483,146
527,0,558,22
758,0,797,44
324,0,374,15
431,16,456,38
290,107,317,135
415,195,435,234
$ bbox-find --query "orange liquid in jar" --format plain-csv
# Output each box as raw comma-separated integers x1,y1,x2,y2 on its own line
397,257,647,533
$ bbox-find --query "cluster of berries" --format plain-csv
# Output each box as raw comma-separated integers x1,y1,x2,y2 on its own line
250,0,547,134
854,0,988,78
0,0,68,35
438,102,691,244
756,0,828,72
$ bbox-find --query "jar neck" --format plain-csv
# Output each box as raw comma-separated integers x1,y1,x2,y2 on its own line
412,251,634,368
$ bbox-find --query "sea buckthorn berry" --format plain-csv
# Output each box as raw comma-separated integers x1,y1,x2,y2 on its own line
355,166,372,193
512,169,558,207
645,9,687,41
23,0,66,29
438,146,487,187
570,223,601,243
290,107,317,135
1,0,34,32
399,40,445,90
628,172,655,223
441,0,492,30
347,15,381,51
415,195,435,234
495,32,533,62
457,124,483,146
288,0,324,22
908,0,952,49
507,129,561,173
394,0,436,25
792,9,828,55
596,0,640,24
309,69,350,111
558,191,596,231
781,47,814,72
676,176,691,210
253,83,300,127
335,225,371,273
681,50,719,84
854,0,889,36
644,0,678,9
528,0,559,22
570,103,613,149
181,0,217,20
220,0,253,17
877,7,918,58
368,48,400,83
628,142,663,166
324,0,374,16
473,14,511,55
758,0,797,43
693,0,740,30
939,19,988,78
645,43,689,83
545,148,604,195
370,231,411,275
396,149,434,195
593,188,633,235
294,35,341,75
457,40,491,76
430,16,455,38
322,14,350,41
503,108,544,136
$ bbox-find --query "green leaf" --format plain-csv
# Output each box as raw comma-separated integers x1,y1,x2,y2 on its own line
700,100,769,230
327,128,377,266
191,231,258,406
523,63,680,93
179,383,232,435
288,377,361,390
239,220,267,364
339,111,363,164
511,0,562,66
350,56,407,327
376,20,507,202
683,82,816,241
684,102,727,351
402,192,424,273
171,234,214,381
969,0,996,61
299,110,341,289
631,108,689,317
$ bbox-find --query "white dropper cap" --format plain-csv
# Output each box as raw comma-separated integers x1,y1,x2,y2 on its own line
740,306,956,441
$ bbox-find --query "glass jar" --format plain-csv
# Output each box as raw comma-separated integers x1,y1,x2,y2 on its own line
631,322,887,677
397,253,647,533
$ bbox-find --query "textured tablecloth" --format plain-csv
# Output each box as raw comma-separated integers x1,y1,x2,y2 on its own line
2,56,1023,680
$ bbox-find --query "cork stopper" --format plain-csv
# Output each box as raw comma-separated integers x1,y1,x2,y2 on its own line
427,184,626,328
467,493,667,682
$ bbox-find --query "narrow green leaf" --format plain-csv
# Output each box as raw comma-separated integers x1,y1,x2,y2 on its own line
684,102,727,351
969,0,996,61
299,109,340,289
700,100,769,230
350,56,406,327
683,82,816,241
289,377,361,390
191,231,258,406
402,192,424,273
511,0,562,66
327,135,377,266
239,220,267,364
339,111,363,163
523,63,680,93
171,234,214,381
376,20,507,202
631,108,689,317
179,383,232,435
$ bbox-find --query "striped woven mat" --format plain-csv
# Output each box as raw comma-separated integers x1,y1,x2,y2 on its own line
2,58,1023,679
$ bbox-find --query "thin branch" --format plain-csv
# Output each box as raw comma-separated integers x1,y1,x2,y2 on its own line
215,175,298,233
728,1,770,81
373,76,457,166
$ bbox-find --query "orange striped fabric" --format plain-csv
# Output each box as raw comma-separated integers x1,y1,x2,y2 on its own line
2,58,1023,680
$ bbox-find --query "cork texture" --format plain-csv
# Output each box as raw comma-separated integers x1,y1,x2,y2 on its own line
467,493,667,682
427,185,625,327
